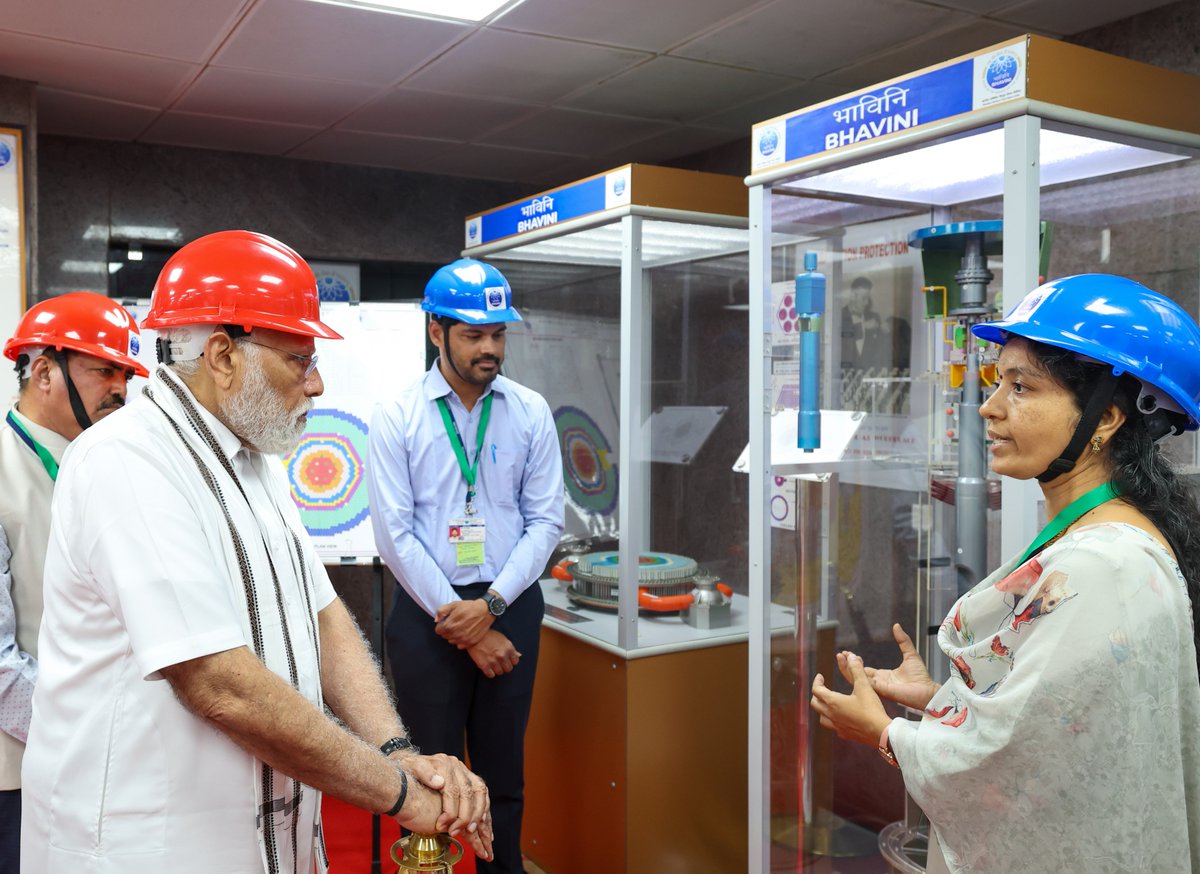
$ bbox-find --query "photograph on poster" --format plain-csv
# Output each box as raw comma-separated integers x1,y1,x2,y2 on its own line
836,265,914,415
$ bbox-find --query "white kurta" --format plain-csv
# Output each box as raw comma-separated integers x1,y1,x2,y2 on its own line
21,369,336,874
890,522,1200,873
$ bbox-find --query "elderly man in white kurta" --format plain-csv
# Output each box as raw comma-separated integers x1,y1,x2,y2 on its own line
20,230,492,874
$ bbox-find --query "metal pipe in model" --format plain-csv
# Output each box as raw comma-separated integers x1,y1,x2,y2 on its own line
951,232,992,593
796,251,826,452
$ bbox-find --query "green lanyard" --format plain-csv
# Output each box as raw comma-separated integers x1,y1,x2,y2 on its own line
1016,481,1120,566
436,393,492,515
6,410,59,481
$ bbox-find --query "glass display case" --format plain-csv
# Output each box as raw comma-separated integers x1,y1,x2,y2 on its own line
463,164,783,870
463,163,796,655
744,36,1200,873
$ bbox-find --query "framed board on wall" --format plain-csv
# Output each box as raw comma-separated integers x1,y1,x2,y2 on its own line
0,127,27,346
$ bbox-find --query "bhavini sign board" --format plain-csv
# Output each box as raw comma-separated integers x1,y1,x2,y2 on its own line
752,38,1027,173
465,165,632,247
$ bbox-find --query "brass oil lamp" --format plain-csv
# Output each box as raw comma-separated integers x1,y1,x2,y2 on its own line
391,832,463,873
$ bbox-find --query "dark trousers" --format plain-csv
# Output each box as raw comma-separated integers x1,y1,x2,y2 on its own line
387,581,542,874
0,788,19,874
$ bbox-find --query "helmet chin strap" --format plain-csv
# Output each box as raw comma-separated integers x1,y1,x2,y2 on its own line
1036,370,1119,483
438,317,468,383
53,349,94,432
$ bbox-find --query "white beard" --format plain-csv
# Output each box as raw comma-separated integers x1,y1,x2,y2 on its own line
220,343,312,455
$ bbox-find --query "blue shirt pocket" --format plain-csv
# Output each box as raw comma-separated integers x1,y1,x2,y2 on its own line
481,448,521,508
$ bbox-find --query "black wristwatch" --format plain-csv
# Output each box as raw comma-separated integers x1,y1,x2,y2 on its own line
380,736,417,757
480,591,508,616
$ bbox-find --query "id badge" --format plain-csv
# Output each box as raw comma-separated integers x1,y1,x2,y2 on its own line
449,518,485,567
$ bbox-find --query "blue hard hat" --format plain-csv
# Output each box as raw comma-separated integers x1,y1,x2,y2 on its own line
422,258,522,325
972,274,1200,431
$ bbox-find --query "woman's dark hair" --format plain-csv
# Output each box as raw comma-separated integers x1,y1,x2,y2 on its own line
1028,340,1200,676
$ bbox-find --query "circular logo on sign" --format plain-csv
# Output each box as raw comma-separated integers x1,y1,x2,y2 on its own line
983,51,1020,91
317,275,352,302
129,334,140,357
467,220,479,241
0,143,10,168
758,129,779,157
612,176,626,197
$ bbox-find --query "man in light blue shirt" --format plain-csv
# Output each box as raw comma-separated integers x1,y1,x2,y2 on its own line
368,259,564,874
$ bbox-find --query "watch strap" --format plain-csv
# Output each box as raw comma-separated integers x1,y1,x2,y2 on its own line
381,736,417,757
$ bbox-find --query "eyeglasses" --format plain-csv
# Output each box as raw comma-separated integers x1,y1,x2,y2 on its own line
244,339,320,379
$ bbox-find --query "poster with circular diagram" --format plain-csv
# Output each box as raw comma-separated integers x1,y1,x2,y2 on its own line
281,301,426,558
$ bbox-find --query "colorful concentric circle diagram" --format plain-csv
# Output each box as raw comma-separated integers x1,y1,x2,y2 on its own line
554,405,617,515
284,408,370,536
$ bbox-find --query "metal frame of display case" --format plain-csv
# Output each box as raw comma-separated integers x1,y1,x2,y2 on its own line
463,163,750,653
743,35,1200,873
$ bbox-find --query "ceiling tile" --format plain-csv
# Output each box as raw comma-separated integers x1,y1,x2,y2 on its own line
480,109,676,154
173,67,384,127
140,112,322,154
695,80,844,131
816,20,1030,91
0,0,247,62
998,0,1181,34
36,89,161,141
0,32,198,106
933,0,1024,11
404,29,650,103
213,0,468,84
672,0,972,79
495,0,759,52
339,89,539,140
421,141,582,185
564,56,793,123
290,130,477,173
597,125,740,165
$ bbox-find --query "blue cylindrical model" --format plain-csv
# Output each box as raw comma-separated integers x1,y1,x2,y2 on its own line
795,251,825,451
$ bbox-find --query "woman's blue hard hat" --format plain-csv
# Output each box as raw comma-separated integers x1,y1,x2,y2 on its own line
972,273,1200,431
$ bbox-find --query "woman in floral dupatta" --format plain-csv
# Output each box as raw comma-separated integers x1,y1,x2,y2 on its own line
812,274,1200,874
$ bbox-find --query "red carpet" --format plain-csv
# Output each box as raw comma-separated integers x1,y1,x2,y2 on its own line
322,795,477,872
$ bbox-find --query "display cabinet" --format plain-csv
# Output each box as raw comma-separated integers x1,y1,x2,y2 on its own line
744,36,1200,873
463,164,786,871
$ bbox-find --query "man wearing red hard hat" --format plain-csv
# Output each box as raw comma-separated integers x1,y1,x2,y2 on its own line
0,290,146,874
20,231,492,874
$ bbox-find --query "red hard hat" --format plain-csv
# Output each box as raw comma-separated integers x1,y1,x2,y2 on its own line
4,291,149,377
141,230,342,339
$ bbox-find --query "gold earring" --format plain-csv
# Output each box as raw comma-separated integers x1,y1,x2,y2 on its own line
1091,435,1103,454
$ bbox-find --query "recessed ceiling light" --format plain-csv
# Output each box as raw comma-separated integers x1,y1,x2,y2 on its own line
302,0,526,23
